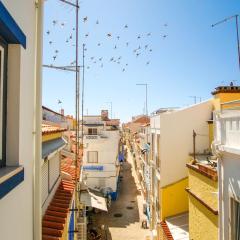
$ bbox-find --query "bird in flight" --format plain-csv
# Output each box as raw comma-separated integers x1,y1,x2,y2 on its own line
49,41,53,45
55,50,59,54
57,99,62,104
138,46,141,50
110,57,114,62
85,33,89,38
69,34,73,39
53,20,57,25
122,68,125,72
163,35,167,39
97,43,101,46
61,22,65,27
114,45,117,49
124,24,128,28
46,30,50,35
146,61,150,65
90,57,94,60
145,45,148,49
137,35,141,39
117,36,120,40
53,55,57,61
126,42,129,47
66,39,69,43
99,57,103,61
149,49,152,52
136,53,140,57
118,56,122,60
126,63,128,66
96,20,99,24
107,33,112,37
83,16,88,22
147,33,151,36
164,23,168,27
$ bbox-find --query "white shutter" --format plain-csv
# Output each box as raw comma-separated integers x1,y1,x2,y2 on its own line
49,153,60,190
42,161,49,205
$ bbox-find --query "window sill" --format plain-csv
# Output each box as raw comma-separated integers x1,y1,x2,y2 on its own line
0,166,24,199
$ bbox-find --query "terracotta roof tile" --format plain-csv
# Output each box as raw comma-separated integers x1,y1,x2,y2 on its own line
42,123,66,135
160,221,174,240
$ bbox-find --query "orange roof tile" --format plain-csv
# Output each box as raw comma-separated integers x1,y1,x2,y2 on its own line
42,124,66,135
160,221,174,240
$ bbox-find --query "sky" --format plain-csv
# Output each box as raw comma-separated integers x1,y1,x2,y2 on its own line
42,0,240,122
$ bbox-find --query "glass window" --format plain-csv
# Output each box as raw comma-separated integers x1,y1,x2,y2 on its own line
88,128,97,135
87,151,98,163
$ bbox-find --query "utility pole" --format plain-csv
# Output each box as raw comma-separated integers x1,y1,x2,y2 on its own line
212,14,240,71
136,83,148,116
82,44,85,145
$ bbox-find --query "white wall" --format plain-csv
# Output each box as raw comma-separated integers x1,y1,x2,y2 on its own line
0,1,39,239
83,130,120,191
219,152,240,240
159,100,213,187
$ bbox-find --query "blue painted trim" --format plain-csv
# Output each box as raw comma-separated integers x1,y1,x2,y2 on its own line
68,200,74,240
0,2,26,48
0,168,24,199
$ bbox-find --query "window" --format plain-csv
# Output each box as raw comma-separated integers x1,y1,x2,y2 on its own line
0,37,7,168
87,151,98,163
88,128,97,135
230,197,240,239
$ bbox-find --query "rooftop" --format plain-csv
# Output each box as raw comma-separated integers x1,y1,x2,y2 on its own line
212,84,240,95
42,123,66,135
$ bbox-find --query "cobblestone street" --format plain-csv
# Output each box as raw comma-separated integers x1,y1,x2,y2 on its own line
92,150,151,240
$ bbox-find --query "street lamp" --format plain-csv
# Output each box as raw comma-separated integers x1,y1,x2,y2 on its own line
136,83,148,116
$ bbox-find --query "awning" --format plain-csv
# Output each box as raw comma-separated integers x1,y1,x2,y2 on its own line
80,190,108,212
42,137,66,159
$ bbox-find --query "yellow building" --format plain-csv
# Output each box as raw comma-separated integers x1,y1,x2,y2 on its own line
187,157,218,240
186,84,240,240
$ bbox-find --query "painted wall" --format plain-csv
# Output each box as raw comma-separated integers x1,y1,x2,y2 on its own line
160,177,188,220
189,195,218,240
188,168,218,240
219,151,240,240
83,130,120,192
0,1,39,239
160,100,213,187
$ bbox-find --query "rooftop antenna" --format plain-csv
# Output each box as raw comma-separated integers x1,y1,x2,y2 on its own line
189,96,201,104
212,14,240,72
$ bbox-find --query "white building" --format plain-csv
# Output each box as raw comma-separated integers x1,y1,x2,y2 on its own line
150,102,213,238
0,1,43,240
214,101,240,240
82,111,120,200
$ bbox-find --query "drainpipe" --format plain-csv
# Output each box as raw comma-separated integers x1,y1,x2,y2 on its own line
33,0,43,239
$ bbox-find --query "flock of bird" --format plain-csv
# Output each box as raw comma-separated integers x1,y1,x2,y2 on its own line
45,15,168,73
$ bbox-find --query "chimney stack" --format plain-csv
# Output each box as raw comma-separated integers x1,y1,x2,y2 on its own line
101,110,109,120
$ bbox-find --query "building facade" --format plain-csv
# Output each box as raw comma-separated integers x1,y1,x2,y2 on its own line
0,1,43,239
82,111,120,200
214,99,240,240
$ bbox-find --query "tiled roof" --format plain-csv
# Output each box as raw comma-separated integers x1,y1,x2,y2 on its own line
42,180,74,240
106,119,120,126
42,124,66,135
42,156,81,240
160,221,174,240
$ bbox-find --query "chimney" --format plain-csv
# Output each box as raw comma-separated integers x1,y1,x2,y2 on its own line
60,108,64,116
101,110,109,120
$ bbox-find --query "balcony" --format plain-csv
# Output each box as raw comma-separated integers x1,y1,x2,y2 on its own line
215,107,240,154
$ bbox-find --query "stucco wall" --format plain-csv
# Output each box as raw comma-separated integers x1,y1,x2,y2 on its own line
219,152,240,240
160,100,213,187
0,1,37,239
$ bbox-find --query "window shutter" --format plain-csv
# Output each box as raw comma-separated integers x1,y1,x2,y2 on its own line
49,154,60,190
42,161,49,205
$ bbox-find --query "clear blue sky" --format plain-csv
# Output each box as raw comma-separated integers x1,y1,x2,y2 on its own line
42,0,240,122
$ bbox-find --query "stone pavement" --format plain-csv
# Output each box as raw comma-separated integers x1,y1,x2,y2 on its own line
92,150,151,240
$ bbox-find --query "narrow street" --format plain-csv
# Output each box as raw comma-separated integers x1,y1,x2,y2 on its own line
92,149,151,240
